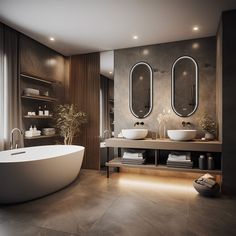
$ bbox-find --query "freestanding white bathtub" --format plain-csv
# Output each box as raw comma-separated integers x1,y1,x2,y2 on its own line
0,145,84,204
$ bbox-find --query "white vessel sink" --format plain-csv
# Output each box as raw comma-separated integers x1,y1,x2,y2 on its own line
122,129,148,140
167,129,197,141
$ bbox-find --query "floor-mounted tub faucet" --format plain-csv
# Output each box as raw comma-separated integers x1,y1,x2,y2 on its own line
10,128,23,150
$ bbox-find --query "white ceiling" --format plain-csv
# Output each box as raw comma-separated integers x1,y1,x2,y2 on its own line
0,0,236,56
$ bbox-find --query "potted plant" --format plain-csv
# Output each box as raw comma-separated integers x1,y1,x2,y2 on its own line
54,104,87,145
199,113,217,140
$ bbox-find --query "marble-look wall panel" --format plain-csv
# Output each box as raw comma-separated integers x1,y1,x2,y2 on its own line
114,37,216,138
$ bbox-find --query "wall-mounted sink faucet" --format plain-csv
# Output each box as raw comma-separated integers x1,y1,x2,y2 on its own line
182,121,191,128
10,128,23,150
134,122,144,127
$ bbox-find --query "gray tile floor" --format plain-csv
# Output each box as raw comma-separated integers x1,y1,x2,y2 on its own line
0,170,235,236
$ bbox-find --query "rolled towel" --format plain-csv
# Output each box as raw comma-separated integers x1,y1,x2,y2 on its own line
201,173,215,180
196,178,216,188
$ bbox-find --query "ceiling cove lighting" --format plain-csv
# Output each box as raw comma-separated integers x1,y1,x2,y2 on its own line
193,26,199,31
133,35,138,40
49,37,55,41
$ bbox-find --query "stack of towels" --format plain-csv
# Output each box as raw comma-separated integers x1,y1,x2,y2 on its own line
167,152,193,169
25,130,41,138
42,128,56,136
196,174,217,188
122,150,145,165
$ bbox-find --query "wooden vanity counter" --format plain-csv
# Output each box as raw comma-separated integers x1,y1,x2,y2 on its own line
105,138,222,153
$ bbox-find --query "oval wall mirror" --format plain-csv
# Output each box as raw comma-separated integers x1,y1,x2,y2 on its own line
129,62,153,118
171,56,198,117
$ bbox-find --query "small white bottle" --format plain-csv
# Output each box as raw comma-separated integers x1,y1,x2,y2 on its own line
44,105,49,116
29,125,33,131
38,106,43,116
33,125,37,131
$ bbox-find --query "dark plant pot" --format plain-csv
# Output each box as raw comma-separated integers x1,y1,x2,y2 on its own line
193,180,220,197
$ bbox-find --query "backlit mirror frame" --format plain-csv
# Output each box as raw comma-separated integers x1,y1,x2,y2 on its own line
171,55,198,117
129,61,153,118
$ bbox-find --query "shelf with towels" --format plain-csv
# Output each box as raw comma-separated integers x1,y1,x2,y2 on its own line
20,72,59,147
105,158,222,175
105,138,222,178
20,73,55,85
24,134,57,140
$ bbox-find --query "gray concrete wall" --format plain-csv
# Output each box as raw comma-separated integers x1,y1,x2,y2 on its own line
114,37,216,139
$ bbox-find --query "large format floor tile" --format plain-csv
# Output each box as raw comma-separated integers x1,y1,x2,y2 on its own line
0,170,235,236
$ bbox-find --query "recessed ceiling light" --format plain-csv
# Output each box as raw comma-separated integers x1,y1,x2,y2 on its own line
133,35,138,40
193,26,199,31
109,71,112,75
49,37,55,41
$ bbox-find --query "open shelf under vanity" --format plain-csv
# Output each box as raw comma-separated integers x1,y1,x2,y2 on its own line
106,157,222,175
105,138,222,178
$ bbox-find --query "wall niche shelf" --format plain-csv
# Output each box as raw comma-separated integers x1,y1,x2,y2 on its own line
105,138,222,178
20,73,55,85
23,115,53,119
106,157,222,175
21,95,57,102
24,134,57,140
20,73,58,147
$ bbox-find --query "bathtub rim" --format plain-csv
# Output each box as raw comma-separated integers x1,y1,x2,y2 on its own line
0,145,85,164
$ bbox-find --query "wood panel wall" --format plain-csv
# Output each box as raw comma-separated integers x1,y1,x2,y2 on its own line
20,35,66,102
69,53,100,170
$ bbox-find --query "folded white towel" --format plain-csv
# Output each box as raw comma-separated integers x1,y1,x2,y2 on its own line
123,154,143,160
168,157,191,162
168,152,191,162
25,130,41,137
168,154,188,160
124,152,143,157
123,152,143,159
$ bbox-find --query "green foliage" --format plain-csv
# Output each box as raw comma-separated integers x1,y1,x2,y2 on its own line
199,113,216,134
54,104,87,145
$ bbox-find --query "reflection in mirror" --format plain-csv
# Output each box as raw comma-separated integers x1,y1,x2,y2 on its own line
129,62,153,118
171,56,198,117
